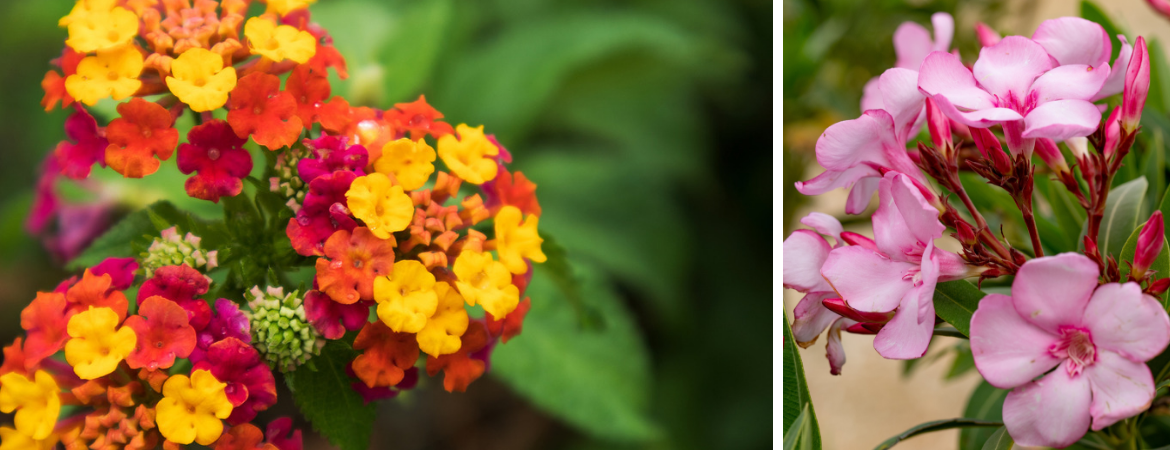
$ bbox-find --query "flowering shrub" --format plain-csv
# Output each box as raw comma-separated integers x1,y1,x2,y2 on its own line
782,4,1170,449
1,0,548,449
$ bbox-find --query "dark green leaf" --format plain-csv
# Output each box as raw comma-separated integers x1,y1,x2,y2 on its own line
1148,39,1170,115
946,343,975,380
782,404,811,450
933,280,986,337
67,201,226,270
1037,175,1087,252
285,340,376,450
1118,223,1170,305
873,418,1002,450
782,308,822,449
1144,128,1166,211
979,427,1013,450
1098,177,1148,258
959,381,1010,450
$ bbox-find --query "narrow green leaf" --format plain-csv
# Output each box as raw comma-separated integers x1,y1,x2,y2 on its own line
783,309,822,449
1144,128,1167,211
959,381,1010,450
1038,176,1087,252
1098,177,1148,258
932,280,986,337
1118,224,1170,305
1148,39,1170,115
873,418,1002,450
285,341,376,450
782,404,810,450
67,201,224,270
1157,183,1170,243
946,343,975,380
979,427,1014,450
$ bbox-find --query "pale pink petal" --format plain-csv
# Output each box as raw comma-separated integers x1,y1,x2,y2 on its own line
874,244,938,359
1012,253,1101,334
931,13,954,53
1086,350,1155,430
861,76,884,112
879,68,927,142
1032,17,1111,67
800,212,844,244
1095,36,1133,101
826,318,857,375
795,165,879,197
928,95,1022,128
1031,64,1111,103
934,249,970,281
845,175,881,215
791,292,840,346
888,172,945,245
1003,362,1092,448
822,246,916,312
894,21,934,70
973,36,1054,100
872,174,921,259
1022,99,1103,141
1082,283,1170,361
813,110,898,171
918,52,996,110
970,294,1062,389
783,230,833,292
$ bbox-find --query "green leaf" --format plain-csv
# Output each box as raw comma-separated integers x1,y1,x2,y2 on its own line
376,0,453,103
782,404,812,450
1037,175,1087,252
1144,128,1167,211
67,201,227,270
1148,39,1170,115
285,340,376,450
1098,177,1148,258
1118,223,1170,305
1080,1,1125,63
933,280,986,337
782,308,822,449
979,427,1014,450
490,261,660,442
873,418,1002,450
946,343,976,380
959,381,1010,450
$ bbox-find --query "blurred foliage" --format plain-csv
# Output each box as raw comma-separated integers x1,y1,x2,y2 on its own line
0,0,770,449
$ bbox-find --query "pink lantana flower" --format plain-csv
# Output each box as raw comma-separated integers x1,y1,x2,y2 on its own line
1031,17,1133,101
54,106,108,180
178,119,254,203
190,299,251,363
970,253,1170,448
918,36,1110,155
820,172,969,359
137,264,213,330
298,135,368,184
193,336,278,425
304,289,371,340
287,170,358,256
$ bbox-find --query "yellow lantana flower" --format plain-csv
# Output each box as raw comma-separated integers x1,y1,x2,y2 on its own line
165,48,238,112
0,371,60,441
374,260,438,333
266,0,317,16
65,45,144,106
63,3,138,53
417,282,469,357
453,250,520,318
156,369,232,445
64,307,137,380
347,173,414,240
0,426,58,450
494,206,547,274
244,17,317,64
374,138,437,190
437,124,499,184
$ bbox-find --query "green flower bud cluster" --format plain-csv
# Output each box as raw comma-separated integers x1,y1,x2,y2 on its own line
244,286,324,372
141,227,218,278
270,146,312,212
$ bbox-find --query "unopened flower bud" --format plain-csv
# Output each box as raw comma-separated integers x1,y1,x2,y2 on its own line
1133,211,1165,280
972,127,1010,173
844,322,883,335
821,298,896,324
1035,138,1069,173
1104,106,1122,158
840,231,877,249
245,286,325,372
975,22,1001,48
1011,249,1028,267
926,98,952,151
1065,136,1089,160
1122,36,1150,134
956,221,977,246
141,227,218,278
1149,277,1170,296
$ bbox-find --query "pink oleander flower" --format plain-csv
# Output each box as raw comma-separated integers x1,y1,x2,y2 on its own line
975,22,1002,48
54,106,108,180
918,36,1109,155
1150,0,1170,19
191,299,251,363
1031,17,1132,102
1134,211,1165,280
783,213,860,374
298,135,368,184
860,13,954,113
138,264,213,330
178,119,254,203
193,336,277,425
970,253,1170,448
821,172,969,359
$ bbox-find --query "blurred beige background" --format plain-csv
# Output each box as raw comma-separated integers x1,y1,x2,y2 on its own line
784,1,1170,449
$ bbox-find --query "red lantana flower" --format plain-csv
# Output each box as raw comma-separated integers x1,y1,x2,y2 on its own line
105,98,180,178
227,72,303,149
486,297,531,344
65,269,129,322
316,227,395,304
351,320,419,389
484,169,541,216
193,337,277,425
426,321,490,392
385,95,454,140
41,47,84,112
123,295,197,371
0,338,27,376
178,119,254,203
54,106,108,180
138,264,213,330
286,65,351,134
304,290,369,340
309,42,348,79
286,170,358,256
20,292,70,370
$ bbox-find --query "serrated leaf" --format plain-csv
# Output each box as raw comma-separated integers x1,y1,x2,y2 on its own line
979,427,1013,450
1098,177,1148,258
782,308,822,449
285,340,376,450
933,280,985,337
491,261,659,442
959,381,1010,450
1118,223,1170,305
873,418,1002,450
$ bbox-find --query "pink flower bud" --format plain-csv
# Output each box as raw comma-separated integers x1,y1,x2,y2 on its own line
1147,0,1170,18
926,98,952,150
1134,211,1165,279
1066,136,1089,160
975,22,1001,48
821,298,896,324
972,127,1011,173
1150,277,1170,296
843,322,883,335
1034,138,1069,173
1122,36,1150,133
956,221,977,246
1104,106,1122,158
840,231,877,250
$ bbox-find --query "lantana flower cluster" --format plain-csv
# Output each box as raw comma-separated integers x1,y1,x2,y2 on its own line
784,12,1170,448
5,0,550,448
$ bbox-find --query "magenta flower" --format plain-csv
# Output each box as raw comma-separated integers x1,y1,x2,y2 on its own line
1123,36,1150,133
27,154,61,235
304,289,370,340
1135,211,1166,279
975,23,1001,48
191,299,251,363
54,106,108,180
178,119,254,203
918,36,1109,155
287,170,358,256
137,264,212,330
193,337,278,425
91,257,138,291
1031,17,1133,101
969,253,1170,447
348,366,418,404
265,417,304,450
297,135,368,184
820,172,969,359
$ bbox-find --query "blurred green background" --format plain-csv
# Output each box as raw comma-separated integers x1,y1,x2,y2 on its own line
0,0,771,449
